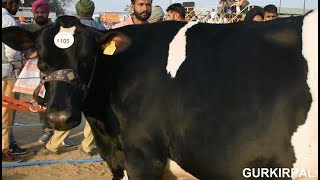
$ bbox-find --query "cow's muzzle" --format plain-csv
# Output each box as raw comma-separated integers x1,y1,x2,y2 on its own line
33,57,97,131
33,69,87,130
47,110,81,131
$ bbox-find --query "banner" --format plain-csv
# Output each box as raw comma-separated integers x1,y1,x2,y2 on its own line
13,58,45,98
100,12,121,23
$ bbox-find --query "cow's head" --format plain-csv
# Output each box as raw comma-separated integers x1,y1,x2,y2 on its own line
2,16,107,130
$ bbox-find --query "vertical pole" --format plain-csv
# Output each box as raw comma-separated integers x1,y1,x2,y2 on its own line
21,0,23,17
303,0,306,14
278,0,281,15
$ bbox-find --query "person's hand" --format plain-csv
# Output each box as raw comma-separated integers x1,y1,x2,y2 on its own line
24,51,38,59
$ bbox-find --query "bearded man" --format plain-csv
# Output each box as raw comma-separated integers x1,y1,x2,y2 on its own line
21,0,52,31
113,0,152,28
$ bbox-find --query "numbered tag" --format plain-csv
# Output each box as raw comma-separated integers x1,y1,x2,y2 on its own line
54,32,74,49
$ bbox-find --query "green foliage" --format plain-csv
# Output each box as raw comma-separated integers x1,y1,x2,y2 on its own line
124,4,132,15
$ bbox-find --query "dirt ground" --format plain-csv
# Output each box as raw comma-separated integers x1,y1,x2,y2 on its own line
2,94,114,179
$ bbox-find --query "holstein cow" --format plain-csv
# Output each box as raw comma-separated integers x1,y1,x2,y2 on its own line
2,10,317,180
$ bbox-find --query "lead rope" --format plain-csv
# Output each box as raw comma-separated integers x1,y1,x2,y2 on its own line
81,53,98,101
2,95,46,112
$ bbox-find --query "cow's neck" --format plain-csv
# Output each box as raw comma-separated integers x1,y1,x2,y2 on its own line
82,53,113,120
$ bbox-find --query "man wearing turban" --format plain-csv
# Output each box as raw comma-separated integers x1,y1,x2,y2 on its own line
75,0,106,30
32,0,50,27
148,5,165,23
21,0,52,31
75,0,95,18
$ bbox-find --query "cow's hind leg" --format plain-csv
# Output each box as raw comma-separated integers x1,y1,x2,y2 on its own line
108,146,126,180
110,169,125,180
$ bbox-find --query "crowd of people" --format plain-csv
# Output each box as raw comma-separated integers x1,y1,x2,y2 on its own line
2,0,280,163
200,3,278,23
110,1,278,26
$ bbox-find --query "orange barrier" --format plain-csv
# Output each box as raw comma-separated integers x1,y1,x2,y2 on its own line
2,95,46,112
19,16,26,22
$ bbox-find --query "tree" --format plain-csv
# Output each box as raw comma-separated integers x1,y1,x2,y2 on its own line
124,4,132,15
22,0,75,15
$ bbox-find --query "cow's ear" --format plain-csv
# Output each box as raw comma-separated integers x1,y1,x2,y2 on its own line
99,31,131,55
2,26,34,51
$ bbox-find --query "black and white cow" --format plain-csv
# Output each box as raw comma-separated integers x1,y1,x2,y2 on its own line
2,10,317,180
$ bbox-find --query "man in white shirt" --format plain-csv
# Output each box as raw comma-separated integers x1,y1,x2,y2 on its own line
2,0,25,163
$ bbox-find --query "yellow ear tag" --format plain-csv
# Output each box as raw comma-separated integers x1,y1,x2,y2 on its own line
103,41,116,55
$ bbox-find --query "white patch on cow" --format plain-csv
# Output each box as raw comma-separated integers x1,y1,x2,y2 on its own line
166,22,198,78
122,170,128,180
59,26,76,34
291,9,318,180
165,158,199,180
54,26,76,49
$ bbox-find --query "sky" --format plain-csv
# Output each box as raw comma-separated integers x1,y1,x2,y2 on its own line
67,0,318,13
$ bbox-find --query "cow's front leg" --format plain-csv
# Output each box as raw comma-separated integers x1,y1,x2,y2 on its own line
123,140,168,180
86,117,126,180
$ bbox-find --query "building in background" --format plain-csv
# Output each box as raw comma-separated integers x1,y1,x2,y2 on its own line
99,12,127,29
278,7,312,17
